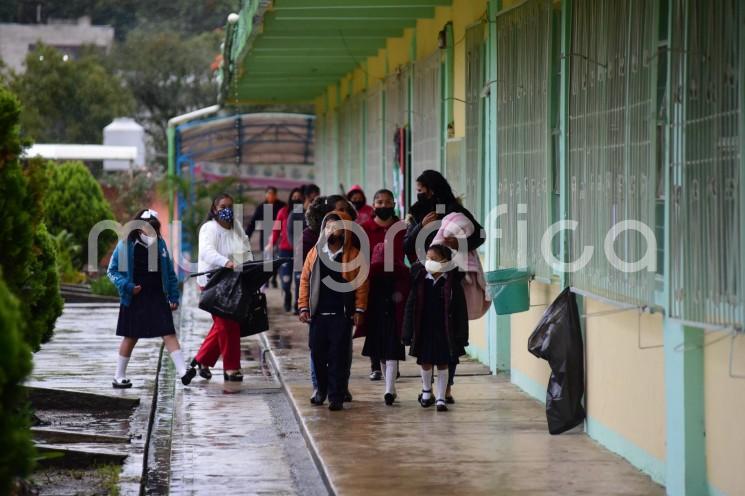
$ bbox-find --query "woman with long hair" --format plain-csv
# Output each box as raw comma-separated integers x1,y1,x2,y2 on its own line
191,193,253,382
403,170,484,404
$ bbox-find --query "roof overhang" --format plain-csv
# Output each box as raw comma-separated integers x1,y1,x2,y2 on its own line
219,0,451,105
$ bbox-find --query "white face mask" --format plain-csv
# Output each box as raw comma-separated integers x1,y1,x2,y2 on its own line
424,258,446,274
140,233,157,247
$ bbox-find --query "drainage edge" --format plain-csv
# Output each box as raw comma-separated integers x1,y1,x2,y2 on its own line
258,333,336,496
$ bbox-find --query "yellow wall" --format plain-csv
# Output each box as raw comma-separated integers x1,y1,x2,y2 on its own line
469,314,488,353
584,299,666,462
367,49,387,91
704,332,745,496
415,6,452,59
510,282,555,385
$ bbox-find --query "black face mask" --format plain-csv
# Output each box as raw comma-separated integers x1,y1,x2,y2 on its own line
351,200,365,210
375,207,395,221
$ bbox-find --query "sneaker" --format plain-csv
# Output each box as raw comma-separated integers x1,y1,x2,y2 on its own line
369,370,382,381
328,401,343,411
384,393,397,406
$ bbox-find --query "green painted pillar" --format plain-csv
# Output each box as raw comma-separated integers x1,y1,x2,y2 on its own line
485,0,510,374
663,321,707,495
558,0,572,289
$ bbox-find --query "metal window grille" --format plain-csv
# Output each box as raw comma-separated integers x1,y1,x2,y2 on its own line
347,93,364,189
465,21,486,223
384,67,410,210
495,0,552,279
412,50,442,193
668,0,744,327
365,86,384,190
568,0,658,304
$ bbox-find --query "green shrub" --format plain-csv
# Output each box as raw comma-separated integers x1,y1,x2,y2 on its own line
0,275,35,494
51,230,84,284
89,276,119,297
43,161,115,269
26,224,64,349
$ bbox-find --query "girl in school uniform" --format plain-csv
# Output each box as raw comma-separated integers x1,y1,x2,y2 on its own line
108,209,195,388
403,244,469,412
192,193,253,382
359,189,409,405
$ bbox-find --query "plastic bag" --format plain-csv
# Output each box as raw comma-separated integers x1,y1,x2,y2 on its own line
198,268,252,321
198,259,287,322
527,287,586,435
240,292,268,337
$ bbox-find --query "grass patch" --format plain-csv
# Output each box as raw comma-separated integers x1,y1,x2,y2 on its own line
89,277,119,297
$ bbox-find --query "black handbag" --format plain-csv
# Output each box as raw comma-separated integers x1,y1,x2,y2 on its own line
240,292,269,337
198,268,252,321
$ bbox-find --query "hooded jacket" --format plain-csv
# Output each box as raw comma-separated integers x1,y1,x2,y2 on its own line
298,210,369,317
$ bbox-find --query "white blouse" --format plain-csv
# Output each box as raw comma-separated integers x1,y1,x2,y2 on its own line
197,220,253,287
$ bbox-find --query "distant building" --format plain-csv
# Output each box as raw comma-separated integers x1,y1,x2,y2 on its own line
0,16,114,72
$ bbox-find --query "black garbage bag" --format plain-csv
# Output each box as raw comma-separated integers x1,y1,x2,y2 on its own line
196,259,287,322
527,287,585,435
240,292,268,338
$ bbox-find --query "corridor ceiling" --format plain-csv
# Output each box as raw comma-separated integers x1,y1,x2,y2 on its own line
221,0,451,104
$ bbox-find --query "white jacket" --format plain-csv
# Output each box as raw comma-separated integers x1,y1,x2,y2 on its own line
197,220,253,287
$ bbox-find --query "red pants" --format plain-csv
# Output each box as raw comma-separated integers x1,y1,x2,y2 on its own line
195,315,241,370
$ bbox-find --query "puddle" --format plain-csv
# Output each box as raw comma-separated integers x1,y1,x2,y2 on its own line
266,331,293,350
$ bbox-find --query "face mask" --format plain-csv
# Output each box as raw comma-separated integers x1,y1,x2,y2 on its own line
140,233,157,247
424,258,446,274
327,233,344,246
375,207,395,220
417,192,431,204
217,207,234,223
351,200,365,210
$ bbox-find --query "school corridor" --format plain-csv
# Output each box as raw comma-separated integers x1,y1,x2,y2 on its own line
167,0,745,494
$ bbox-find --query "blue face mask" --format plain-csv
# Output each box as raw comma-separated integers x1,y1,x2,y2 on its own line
217,207,234,223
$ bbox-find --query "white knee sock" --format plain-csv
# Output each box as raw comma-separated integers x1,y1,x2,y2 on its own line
436,368,449,401
116,355,130,380
385,360,398,395
170,350,187,378
420,367,433,399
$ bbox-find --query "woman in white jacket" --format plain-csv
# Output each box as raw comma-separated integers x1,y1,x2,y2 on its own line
191,193,253,382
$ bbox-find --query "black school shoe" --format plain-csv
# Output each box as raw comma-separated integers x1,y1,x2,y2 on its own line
181,367,197,386
343,390,353,402
384,393,397,406
310,392,326,406
328,401,343,411
112,378,132,389
446,395,455,404
224,371,244,382
436,399,448,412
418,389,435,408
190,359,212,380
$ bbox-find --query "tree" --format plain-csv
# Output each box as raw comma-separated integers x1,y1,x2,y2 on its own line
43,161,115,269
0,275,34,495
9,44,134,144
111,29,221,165
27,223,64,346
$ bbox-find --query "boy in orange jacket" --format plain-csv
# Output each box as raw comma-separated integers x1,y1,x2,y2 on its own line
298,211,369,411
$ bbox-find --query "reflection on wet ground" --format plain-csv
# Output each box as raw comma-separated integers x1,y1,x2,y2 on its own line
29,303,161,494
161,283,327,495
260,288,665,496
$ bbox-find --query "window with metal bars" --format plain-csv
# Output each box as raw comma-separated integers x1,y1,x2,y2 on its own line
495,0,553,280
412,50,442,196
365,86,384,191
668,0,743,328
465,21,486,223
568,0,659,305
384,68,410,211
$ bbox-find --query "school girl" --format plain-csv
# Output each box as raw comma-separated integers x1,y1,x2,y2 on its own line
108,209,195,388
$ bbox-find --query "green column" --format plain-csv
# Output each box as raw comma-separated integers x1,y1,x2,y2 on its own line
558,0,572,288
485,0,510,374
663,321,707,495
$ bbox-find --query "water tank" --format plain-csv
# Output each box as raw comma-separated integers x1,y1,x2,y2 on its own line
103,117,146,170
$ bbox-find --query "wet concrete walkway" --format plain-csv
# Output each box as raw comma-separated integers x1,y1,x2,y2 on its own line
159,283,327,495
29,303,162,494
259,287,665,495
